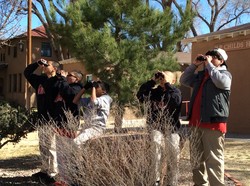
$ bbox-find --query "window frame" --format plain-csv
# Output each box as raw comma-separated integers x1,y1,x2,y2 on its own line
41,42,52,57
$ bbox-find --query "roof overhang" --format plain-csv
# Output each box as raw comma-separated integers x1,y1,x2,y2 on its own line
182,28,250,45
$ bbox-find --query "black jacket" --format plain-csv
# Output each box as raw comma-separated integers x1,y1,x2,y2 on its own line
24,62,60,121
53,77,83,124
24,63,48,119
137,80,182,132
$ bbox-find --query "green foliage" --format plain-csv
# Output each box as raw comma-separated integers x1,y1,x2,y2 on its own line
55,0,193,106
0,100,37,148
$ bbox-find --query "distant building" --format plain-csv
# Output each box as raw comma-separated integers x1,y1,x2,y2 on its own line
181,23,250,134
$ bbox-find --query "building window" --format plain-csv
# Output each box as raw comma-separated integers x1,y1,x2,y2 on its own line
8,46,10,55
13,46,17,58
18,73,22,92
0,53,5,62
13,74,17,92
9,74,12,92
0,78,3,96
18,41,24,52
41,42,52,57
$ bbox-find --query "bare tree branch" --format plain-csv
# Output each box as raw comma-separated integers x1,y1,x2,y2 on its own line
190,0,250,35
0,0,25,46
28,0,69,61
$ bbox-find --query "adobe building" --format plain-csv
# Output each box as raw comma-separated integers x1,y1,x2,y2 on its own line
182,23,250,134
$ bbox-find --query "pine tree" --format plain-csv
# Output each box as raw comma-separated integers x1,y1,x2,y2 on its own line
56,0,193,130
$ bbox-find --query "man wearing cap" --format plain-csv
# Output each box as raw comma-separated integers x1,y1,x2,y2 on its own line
180,48,232,186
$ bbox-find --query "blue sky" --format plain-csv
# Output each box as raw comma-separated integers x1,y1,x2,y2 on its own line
20,14,42,31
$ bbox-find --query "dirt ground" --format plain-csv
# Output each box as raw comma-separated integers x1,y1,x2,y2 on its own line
224,137,250,186
0,131,249,186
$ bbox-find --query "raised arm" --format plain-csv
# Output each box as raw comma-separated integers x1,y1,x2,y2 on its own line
73,81,93,104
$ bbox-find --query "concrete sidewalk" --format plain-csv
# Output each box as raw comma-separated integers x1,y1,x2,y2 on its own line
226,132,250,140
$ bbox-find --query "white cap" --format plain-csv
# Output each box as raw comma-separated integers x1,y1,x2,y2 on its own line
216,48,228,61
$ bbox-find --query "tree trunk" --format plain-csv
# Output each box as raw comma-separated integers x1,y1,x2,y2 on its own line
114,104,125,133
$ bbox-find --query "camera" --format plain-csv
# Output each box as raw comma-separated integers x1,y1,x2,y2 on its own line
155,72,164,79
196,55,207,61
37,59,49,66
56,70,62,76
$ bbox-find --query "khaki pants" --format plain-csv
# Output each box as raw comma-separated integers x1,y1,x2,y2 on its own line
190,127,225,186
38,129,58,177
56,133,75,184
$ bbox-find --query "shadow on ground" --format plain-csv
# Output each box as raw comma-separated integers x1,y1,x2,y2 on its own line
0,155,43,186
0,176,41,186
0,155,40,170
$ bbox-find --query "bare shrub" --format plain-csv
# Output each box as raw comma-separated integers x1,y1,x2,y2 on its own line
68,133,157,186
34,102,202,186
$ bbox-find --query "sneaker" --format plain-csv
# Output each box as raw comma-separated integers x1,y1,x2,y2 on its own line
31,171,48,179
155,181,160,186
44,175,56,184
32,171,55,184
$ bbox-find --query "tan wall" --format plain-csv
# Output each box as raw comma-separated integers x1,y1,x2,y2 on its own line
191,35,250,134
2,38,27,106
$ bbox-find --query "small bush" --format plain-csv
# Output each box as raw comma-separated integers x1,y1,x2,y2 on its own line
0,100,37,148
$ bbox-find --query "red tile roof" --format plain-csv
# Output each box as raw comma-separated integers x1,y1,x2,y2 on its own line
17,25,48,38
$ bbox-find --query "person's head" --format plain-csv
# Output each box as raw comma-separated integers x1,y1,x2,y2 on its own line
163,71,176,85
155,71,176,87
42,60,61,77
94,81,110,97
66,71,83,84
205,48,228,67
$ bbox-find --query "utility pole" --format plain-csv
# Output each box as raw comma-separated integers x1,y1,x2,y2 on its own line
25,0,32,109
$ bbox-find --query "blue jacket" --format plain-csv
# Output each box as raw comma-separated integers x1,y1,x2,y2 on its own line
180,63,232,123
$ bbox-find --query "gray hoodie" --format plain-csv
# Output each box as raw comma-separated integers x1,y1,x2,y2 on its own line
79,94,113,128
180,63,232,123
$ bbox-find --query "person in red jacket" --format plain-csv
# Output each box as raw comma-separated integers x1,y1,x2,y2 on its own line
180,48,232,186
